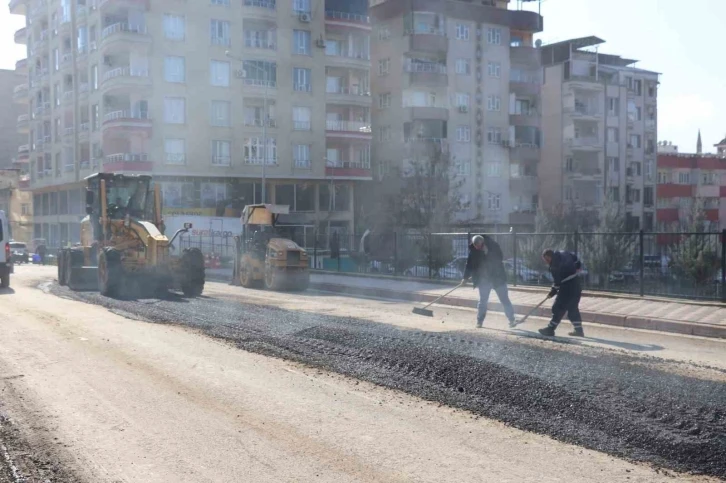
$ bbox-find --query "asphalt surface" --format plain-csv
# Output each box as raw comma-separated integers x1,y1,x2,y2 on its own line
53,284,726,479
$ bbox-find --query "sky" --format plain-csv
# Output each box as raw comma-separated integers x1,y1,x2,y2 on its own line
1,0,723,153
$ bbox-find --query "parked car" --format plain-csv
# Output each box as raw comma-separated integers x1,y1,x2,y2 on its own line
503,259,552,283
9,241,29,264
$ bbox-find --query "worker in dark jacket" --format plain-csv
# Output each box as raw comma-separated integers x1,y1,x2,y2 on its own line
462,235,515,328
538,248,585,337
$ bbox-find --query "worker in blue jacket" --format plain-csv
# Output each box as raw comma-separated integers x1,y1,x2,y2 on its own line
538,248,585,337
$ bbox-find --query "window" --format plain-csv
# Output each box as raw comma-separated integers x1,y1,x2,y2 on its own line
210,19,230,46
164,97,186,124
487,192,501,210
91,104,99,131
164,56,185,83
629,134,641,148
514,99,531,115
21,204,30,216
702,172,718,185
54,118,61,141
486,162,502,177
487,61,501,78
244,137,277,164
607,97,619,116
454,158,470,176
164,139,186,165
487,95,501,111
648,82,656,97
678,172,690,184
379,125,391,141
210,60,230,86
293,30,310,55
636,106,642,121
633,79,642,96
565,185,573,201
295,184,315,211
657,171,669,184
164,14,185,40
210,100,231,127
293,67,311,91
54,83,60,106
455,23,469,40
293,144,311,168
607,127,619,143
487,28,501,45
377,25,390,41
91,64,98,90
455,59,471,75
319,183,350,212
456,125,470,142
378,58,390,76
565,157,573,172
644,187,654,206
293,0,310,14
487,127,502,144
292,106,311,130
53,48,59,71
456,93,470,109
379,92,391,108
606,157,620,173
211,140,231,166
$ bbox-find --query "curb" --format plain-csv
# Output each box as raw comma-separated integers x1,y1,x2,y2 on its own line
206,273,726,340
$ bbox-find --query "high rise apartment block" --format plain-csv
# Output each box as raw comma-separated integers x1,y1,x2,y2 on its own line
539,37,659,230
10,0,371,246
369,0,543,229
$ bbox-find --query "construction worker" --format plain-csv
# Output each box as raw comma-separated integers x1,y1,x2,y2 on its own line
462,234,516,328
538,248,585,337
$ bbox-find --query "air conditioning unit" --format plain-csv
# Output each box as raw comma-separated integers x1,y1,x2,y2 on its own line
234,69,246,79
458,105,468,113
315,38,326,48
298,13,311,22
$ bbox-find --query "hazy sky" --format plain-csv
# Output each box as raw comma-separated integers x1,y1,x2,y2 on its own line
1,0,723,152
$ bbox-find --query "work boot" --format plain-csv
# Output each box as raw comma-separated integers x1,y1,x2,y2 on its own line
508,318,518,328
538,326,555,337
476,320,483,328
568,327,585,337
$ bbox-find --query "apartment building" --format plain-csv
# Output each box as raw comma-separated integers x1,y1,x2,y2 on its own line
10,0,371,247
369,0,543,229
0,169,33,243
0,69,28,169
540,37,659,231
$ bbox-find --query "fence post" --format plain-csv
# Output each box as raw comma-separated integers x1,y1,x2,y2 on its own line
574,230,579,256
313,229,318,270
512,229,518,287
428,233,433,279
639,229,645,297
393,232,398,276
721,229,726,302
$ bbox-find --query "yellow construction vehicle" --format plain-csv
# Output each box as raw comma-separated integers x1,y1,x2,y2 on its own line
57,173,205,297
232,204,309,291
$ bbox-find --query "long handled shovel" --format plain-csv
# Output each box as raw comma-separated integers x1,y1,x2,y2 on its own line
412,281,465,317
509,293,551,328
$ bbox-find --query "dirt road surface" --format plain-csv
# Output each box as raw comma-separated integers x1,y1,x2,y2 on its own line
0,265,724,482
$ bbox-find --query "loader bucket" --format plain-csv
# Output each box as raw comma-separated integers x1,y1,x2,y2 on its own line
68,266,98,291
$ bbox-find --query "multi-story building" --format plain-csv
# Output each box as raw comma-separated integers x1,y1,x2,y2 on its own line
540,36,659,230
369,0,543,230
10,0,371,247
1,68,28,170
0,168,33,243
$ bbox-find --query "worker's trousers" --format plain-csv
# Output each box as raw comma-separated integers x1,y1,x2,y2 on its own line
477,281,515,323
548,278,583,329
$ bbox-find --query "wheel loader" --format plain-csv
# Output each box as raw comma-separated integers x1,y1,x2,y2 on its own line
232,204,310,291
57,173,205,297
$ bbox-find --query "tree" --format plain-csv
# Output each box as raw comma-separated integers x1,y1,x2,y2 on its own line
669,199,720,286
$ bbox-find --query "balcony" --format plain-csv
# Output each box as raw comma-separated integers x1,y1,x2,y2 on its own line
404,62,448,87
102,110,152,138
16,114,29,132
33,101,50,118
566,137,601,151
403,106,449,122
100,23,150,52
244,33,276,51
645,119,656,131
28,1,46,19
509,111,538,127
509,78,540,97
243,0,276,18
509,205,536,225
17,144,30,162
79,82,90,98
13,83,28,102
566,104,600,121
8,0,27,15
14,26,27,44
565,74,604,91
78,122,90,141
60,52,73,69
509,176,537,192
510,46,540,65
325,49,370,69
325,10,370,31
325,85,371,106
102,67,151,92
325,120,372,138
243,118,277,129
103,153,152,172
15,57,27,73
325,159,371,179
98,0,149,11
407,29,448,54
405,138,449,155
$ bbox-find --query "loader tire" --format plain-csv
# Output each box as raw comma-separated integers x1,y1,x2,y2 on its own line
98,248,122,297
181,248,205,297
58,250,67,286
0,265,9,289
66,250,85,290
239,262,260,288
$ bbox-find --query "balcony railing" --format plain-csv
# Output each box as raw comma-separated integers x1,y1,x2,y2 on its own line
17,114,29,124
243,118,276,128
567,137,600,148
244,35,276,49
244,0,276,9
13,84,28,98
102,67,150,83
101,23,147,40
405,25,445,36
165,153,186,165
326,86,370,96
105,153,149,164
244,156,278,165
293,121,311,130
325,49,370,61
325,10,370,24
325,120,371,132
212,155,231,166
63,127,74,136
294,158,311,168
18,144,30,153
243,78,276,88
79,122,90,132
404,62,447,74
326,159,371,169
61,90,73,103
103,110,151,122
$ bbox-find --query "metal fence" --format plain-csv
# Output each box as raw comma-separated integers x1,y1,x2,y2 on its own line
310,230,726,302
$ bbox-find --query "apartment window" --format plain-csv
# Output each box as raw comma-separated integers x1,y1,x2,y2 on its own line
164,97,186,124
629,134,641,148
702,172,718,185
607,97,619,116
607,127,619,143
565,157,573,172
164,56,185,83
293,0,310,14
644,187,654,206
678,172,690,184
293,67,311,92
486,162,502,177
454,158,470,176
211,0,230,5
633,79,642,96
379,92,391,108
21,204,30,216
565,185,573,201
210,60,230,86
608,187,620,202
648,82,656,97
91,104,99,131
164,139,186,165
293,144,311,168
54,118,61,142
456,93,470,109
455,23,469,40
377,25,390,41
378,58,390,76
514,99,531,115
606,157,620,173
210,20,231,46
455,59,471,75
54,83,60,106
487,27,501,45
293,30,311,55
91,65,98,90
487,95,501,111
211,140,231,166
636,107,642,121
487,127,502,144
657,171,669,184
487,192,501,210
456,126,471,142
210,100,231,127
487,61,501,78
244,137,277,164
292,106,311,130
164,14,185,40
379,125,391,141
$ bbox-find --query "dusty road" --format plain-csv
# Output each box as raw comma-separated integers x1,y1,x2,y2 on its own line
0,265,724,482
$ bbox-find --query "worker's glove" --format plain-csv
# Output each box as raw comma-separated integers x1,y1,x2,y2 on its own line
547,286,559,298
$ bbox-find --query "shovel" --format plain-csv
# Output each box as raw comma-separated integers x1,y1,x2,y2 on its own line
412,281,465,317
509,293,552,328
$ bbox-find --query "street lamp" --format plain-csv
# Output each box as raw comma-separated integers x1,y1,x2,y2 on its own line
226,50,270,204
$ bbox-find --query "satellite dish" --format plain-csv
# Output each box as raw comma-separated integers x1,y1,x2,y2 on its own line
535,39,542,48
